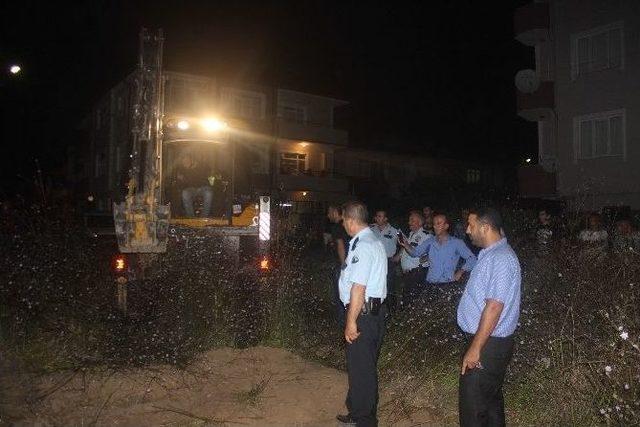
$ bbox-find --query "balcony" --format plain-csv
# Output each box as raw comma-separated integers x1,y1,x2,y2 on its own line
518,164,556,197
276,118,348,145
517,81,554,122
514,2,550,46
277,171,349,194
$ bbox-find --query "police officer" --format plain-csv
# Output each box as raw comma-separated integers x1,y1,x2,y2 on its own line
336,201,387,427
393,210,432,308
370,209,399,310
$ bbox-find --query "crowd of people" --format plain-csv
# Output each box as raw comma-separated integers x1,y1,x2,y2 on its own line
326,202,522,427
325,201,639,426
534,209,640,256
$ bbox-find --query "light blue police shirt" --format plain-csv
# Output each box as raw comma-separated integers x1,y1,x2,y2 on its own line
339,227,388,305
410,234,476,283
370,223,399,258
457,238,521,337
400,229,432,272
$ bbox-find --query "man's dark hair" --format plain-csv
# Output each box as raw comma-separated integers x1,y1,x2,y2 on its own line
432,212,450,225
470,207,503,232
409,209,423,218
343,201,368,224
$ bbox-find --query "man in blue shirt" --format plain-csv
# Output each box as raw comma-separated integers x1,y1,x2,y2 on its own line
336,201,387,427
457,208,521,427
400,213,476,289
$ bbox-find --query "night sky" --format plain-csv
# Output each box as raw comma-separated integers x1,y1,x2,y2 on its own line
0,0,536,190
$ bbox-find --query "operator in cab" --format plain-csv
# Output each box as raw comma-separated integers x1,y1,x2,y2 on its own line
175,153,214,217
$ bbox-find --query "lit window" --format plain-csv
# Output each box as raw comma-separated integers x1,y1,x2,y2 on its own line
280,152,306,175
466,169,481,184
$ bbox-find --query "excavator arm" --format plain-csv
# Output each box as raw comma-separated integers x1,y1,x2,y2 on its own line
113,28,170,253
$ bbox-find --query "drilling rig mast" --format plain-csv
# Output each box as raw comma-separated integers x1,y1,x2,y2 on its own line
113,28,170,253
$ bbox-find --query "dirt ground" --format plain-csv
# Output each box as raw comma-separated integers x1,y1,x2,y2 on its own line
1,346,437,427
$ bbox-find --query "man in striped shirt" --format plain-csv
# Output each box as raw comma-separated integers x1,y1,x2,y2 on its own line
457,207,521,427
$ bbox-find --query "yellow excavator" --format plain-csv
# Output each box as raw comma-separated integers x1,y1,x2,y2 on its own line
111,29,271,315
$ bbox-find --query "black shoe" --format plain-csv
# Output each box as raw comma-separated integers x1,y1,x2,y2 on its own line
336,413,356,425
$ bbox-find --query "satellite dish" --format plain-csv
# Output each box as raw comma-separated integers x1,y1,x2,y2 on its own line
515,69,540,94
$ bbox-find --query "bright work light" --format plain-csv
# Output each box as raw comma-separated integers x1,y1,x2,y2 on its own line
177,120,190,130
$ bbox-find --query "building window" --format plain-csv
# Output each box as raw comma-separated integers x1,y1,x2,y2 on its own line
334,157,346,176
166,77,208,113
357,160,372,177
252,145,270,174
117,96,124,114
574,109,625,160
320,152,333,174
466,169,481,184
279,105,306,123
571,22,623,78
280,152,306,175
223,88,265,120
115,145,122,173
95,153,105,178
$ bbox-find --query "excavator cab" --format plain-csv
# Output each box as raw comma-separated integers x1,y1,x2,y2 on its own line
162,141,231,219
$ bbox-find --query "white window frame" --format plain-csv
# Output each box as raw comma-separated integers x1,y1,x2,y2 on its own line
222,88,266,120
570,21,624,79
279,152,307,175
279,104,307,124
573,109,626,162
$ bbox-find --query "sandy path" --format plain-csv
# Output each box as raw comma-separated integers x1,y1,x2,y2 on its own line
2,346,437,426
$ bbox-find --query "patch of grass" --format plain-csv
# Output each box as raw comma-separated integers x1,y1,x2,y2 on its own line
9,332,76,373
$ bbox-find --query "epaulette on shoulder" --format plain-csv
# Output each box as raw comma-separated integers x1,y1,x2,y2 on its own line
351,237,360,251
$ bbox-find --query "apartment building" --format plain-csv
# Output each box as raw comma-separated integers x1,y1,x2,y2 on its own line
86,71,350,213
515,0,640,209
335,148,504,205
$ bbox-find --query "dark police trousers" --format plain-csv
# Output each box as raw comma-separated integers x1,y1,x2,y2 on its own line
401,267,426,308
345,304,387,427
459,334,514,427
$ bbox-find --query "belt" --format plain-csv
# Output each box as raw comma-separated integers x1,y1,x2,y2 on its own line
463,332,514,342
344,297,384,315
402,266,425,275
426,281,457,286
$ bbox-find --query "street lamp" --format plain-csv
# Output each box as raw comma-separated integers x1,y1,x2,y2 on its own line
525,158,532,163
9,65,21,75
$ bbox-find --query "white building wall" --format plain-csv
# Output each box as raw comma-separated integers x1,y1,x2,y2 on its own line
552,0,640,209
